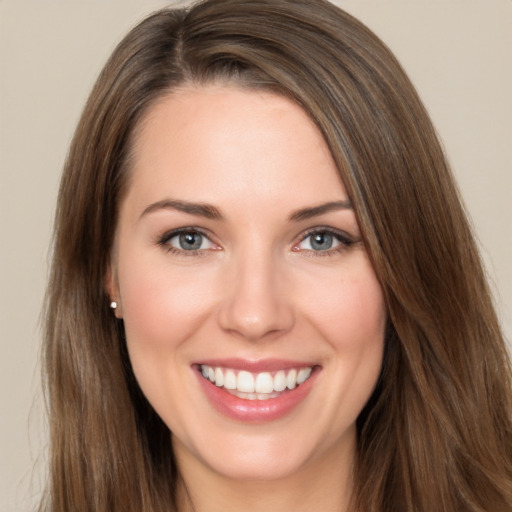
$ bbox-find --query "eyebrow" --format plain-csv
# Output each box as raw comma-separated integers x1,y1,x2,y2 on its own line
288,200,352,222
140,199,224,220
139,198,352,222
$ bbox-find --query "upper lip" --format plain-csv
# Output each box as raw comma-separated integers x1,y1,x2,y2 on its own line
194,358,318,373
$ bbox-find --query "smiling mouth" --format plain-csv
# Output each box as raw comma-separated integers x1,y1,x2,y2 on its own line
199,364,313,400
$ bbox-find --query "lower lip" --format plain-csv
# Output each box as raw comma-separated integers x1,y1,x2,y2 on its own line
196,368,318,423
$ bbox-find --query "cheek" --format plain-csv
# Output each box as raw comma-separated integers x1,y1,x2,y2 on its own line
117,250,218,359
304,263,386,351
115,253,221,424
329,274,386,369
300,262,386,406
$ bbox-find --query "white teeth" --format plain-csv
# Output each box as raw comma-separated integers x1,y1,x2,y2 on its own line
230,390,281,400
200,364,314,398
297,367,312,384
237,371,255,393
286,369,297,390
224,369,237,390
274,370,287,392
255,372,274,394
214,367,224,387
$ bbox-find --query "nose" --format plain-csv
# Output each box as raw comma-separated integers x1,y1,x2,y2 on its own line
217,252,295,342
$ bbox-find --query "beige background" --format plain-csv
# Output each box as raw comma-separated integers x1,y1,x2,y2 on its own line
1,1,510,510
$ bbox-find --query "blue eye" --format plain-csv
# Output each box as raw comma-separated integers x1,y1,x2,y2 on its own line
161,230,215,252
296,229,354,254
177,232,204,250
299,232,340,251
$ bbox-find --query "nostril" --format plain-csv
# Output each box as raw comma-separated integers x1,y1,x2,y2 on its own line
217,301,295,341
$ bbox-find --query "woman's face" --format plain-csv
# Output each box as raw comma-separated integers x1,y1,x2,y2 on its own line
108,86,386,481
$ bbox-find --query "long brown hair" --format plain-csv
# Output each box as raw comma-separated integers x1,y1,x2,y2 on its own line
41,0,512,510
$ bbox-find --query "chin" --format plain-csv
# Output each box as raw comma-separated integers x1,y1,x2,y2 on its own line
203,448,310,482
173,422,349,484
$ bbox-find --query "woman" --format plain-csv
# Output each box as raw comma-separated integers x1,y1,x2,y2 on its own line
41,0,512,510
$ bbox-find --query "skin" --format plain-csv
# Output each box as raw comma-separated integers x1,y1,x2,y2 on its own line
107,85,386,511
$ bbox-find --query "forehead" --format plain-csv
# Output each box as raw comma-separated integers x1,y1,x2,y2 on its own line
125,85,347,215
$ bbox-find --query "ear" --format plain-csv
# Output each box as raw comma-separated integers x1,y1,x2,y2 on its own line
105,262,123,319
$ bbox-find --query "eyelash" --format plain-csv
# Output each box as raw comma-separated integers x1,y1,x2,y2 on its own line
157,227,216,257
157,226,356,257
293,227,356,257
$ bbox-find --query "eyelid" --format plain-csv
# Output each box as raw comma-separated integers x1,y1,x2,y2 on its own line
156,225,358,257
157,226,220,254
292,226,356,253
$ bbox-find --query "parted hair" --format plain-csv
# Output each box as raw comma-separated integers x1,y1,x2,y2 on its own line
41,0,512,510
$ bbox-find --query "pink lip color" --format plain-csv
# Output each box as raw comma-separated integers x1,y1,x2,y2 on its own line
197,358,314,373
194,361,318,423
